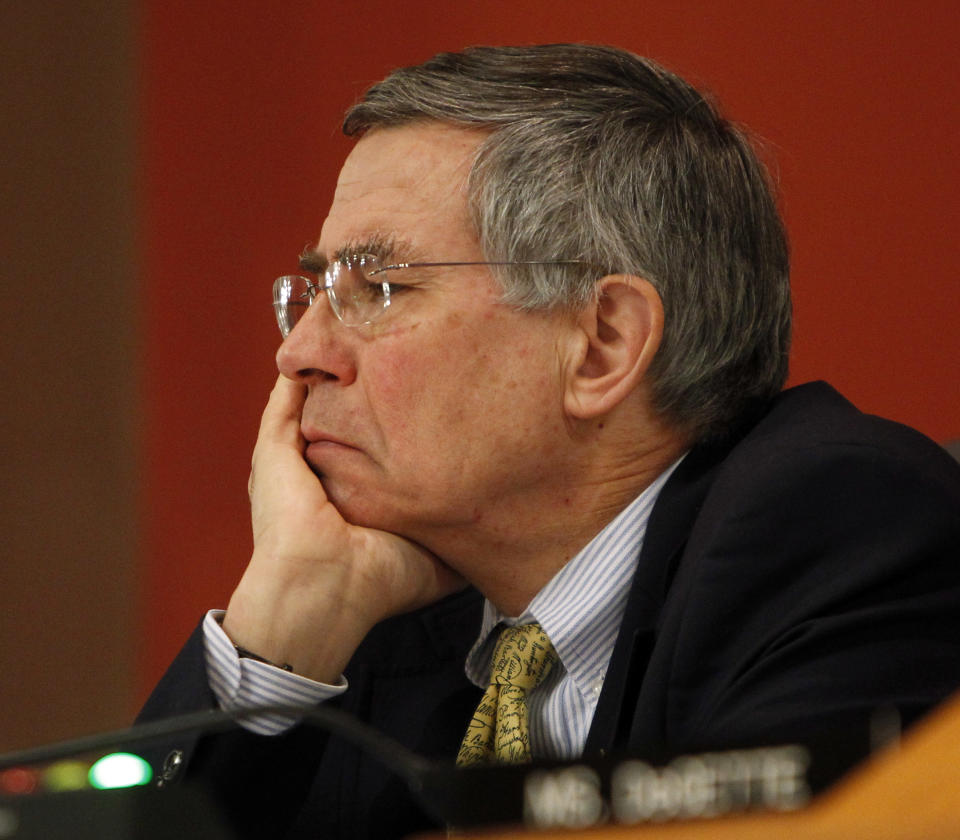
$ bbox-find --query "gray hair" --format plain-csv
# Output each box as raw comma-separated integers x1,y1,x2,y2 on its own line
344,44,791,441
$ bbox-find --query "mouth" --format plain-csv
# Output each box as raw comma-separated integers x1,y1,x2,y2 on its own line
303,440,355,484
301,424,357,449
301,428,362,477
306,436,356,450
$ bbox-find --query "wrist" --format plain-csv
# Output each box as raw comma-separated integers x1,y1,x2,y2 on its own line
233,641,294,672
222,563,375,683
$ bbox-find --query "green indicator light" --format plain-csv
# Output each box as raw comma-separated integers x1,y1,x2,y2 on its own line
88,753,153,790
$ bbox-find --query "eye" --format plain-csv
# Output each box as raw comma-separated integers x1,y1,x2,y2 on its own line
367,263,416,292
381,278,411,294
365,279,391,300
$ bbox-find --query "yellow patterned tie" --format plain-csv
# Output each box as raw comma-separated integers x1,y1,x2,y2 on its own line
457,623,559,766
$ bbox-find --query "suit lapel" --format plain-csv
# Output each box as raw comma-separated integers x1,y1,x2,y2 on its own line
584,438,734,755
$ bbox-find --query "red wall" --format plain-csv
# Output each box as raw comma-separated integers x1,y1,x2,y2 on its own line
139,0,960,698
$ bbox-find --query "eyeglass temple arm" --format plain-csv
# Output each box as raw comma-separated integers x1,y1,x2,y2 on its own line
369,259,590,276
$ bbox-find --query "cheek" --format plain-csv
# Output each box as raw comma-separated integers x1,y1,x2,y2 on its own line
361,332,469,446
364,312,564,459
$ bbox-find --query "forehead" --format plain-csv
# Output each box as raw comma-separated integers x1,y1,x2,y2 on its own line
318,123,488,258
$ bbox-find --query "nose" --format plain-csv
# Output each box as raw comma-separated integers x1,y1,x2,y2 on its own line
275,294,357,385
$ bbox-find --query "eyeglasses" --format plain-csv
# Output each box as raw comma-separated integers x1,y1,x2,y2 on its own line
272,253,589,336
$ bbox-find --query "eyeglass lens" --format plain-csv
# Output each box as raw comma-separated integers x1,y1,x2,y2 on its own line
272,254,391,337
272,275,314,338
326,254,391,326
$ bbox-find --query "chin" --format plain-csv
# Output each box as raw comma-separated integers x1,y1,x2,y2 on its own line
321,476,394,530
324,480,445,551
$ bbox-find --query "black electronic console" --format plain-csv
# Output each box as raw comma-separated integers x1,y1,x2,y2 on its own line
0,786,235,840
0,703,890,837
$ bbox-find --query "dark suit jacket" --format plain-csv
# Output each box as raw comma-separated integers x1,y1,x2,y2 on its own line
138,382,960,838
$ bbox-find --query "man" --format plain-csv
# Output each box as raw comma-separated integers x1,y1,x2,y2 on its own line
139,45,960,838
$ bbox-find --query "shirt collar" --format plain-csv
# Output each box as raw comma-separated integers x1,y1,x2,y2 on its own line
465,458,683,698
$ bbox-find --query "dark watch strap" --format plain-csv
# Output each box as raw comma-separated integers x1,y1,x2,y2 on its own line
233,643,294,672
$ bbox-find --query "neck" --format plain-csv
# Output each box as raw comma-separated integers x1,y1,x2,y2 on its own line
421,423,687,616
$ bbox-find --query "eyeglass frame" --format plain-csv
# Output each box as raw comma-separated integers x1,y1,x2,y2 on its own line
272,254,594,335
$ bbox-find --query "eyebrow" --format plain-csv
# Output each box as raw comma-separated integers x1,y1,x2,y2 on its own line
299,234,413,274
298,247,327,274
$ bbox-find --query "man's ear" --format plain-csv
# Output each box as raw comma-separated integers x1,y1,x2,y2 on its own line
564,275,663,419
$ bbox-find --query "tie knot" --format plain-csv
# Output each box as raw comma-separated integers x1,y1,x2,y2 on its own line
490,623,558,691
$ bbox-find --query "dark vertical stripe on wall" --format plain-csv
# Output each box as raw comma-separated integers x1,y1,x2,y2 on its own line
0,3,138,749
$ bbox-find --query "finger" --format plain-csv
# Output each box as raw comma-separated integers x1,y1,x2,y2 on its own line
257,375,307,447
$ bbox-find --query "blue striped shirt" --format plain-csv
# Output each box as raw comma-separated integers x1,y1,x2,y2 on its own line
203,458,680,743
204,610,345,734
464,461,680,759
